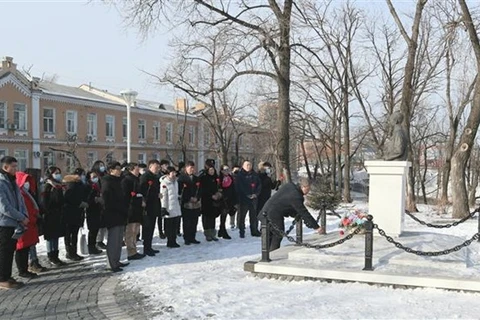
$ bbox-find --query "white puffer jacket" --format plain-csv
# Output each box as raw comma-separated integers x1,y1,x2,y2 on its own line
160,176,181,218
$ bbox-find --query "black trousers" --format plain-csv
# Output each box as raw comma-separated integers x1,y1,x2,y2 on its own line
238,200,258,235
182,209,199,242
220,204,235,231
142,214,156,252
164,217,181,246
0,227,17,282
15,246,30,274
157,216,164,235
88,228,99,248
268,217,284,251
202,214,217,231
64,224,80,252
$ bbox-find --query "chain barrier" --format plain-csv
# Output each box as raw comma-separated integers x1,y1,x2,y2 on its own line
268,220,362,249
405,207,480,229
374,224,480,256
285,219,296,236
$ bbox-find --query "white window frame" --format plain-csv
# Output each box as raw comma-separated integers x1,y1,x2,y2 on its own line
14,150,28,171
87,113,97,137
166,123,173,144
105,115,115,139
204,129,210,147
86,151,98,168
66,110,77,134
138,152,146,164
188,125,195,146
0,149,7,158
14,103,27,131
43,108,55,134
42,151,55,169
153,121,160,142
122,117,127,141
0,102,6,129
138,119,146,140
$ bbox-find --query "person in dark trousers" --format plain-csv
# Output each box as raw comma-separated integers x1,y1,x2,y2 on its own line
235,160,261,238
139,159,161,256
218,165,236,239
0,156,28,289
86,171,103,255
257,162,281,215
121,163,145,260
200,165,222,242
91,160,108,250
157,159,170,240
259,177,323,251
177,161,201,245
101,162,129,272
14,172,40,278
229,164,241,230
63,168,89,261
160,166,182,248
40,166,67,266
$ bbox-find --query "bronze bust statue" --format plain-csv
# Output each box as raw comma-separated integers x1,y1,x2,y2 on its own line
383,111,408,161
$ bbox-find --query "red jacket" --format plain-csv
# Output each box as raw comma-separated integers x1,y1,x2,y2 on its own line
15,172,39,250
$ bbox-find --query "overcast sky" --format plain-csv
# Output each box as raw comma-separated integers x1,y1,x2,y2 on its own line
2,0,415,105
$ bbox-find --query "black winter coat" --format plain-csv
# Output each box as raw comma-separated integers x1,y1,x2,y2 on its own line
121,172,143,223
259,182,320,230
86,182,102,230
101,175,128,228
258,172,276,212
139,171,161,217
220,173,237,208
41,180,65,240
63,176,88,226
200,173,221,217
235,169,261,204
177,173,202,210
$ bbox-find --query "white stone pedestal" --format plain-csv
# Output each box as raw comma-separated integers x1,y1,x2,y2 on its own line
365,161,411,237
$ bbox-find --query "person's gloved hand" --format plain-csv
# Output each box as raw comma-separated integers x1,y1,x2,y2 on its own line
161,208,170,217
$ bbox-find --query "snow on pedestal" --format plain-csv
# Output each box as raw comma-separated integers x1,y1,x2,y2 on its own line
365,160,411,237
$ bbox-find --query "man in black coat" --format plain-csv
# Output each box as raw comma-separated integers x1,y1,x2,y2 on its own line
257,161,281,215
101,162,129,272
258,177,322,251
121,163,145,261
235,161,261,238
139,159,161,256
177,161,202,245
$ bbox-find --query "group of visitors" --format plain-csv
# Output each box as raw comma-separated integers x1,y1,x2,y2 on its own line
0,155,283,289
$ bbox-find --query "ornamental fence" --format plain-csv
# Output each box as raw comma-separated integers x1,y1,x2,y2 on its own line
260,207,480,271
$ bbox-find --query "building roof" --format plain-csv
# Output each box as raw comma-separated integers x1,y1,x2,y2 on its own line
39,81,122,105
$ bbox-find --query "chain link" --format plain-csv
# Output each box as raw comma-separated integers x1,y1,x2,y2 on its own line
285,219,296,236
268,220,363,249
374,224,480,256
405,208,480,228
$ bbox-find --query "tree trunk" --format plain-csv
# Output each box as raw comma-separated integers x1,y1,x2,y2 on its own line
300,139,312,179
342,69,352,203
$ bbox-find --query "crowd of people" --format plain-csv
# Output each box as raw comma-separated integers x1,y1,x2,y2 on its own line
0,155,284,289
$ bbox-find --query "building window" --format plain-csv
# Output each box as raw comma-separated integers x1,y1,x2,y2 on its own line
65,155,75,173
0,149,7,158
166,123,173,144
138,119,146,140
204,130,210,147
43,108,55,134
43,151,55,169
14,150,28,171
66,110,77,134
153,121,160,141
122,152,128,163
87,113,97,137
122,117,127,139
14,103,27,131
138,153,146,164
86,151,97,168
106,115,115,138
105,152,113,164
0,102,6,129
188,125,195,145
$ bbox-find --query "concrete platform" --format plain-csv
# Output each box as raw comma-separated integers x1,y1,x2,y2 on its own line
245,230,480,292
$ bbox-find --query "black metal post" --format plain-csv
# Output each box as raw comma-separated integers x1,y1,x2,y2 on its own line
295,217,303,245
261,212,271,262
320,205,327,235
363,214,374,271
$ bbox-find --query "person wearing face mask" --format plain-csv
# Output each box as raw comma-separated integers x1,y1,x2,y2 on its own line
257,162,280,217
40,166,67,266
85,172,103,255
14,172,40,279
91,160,107,250
63,168,89,261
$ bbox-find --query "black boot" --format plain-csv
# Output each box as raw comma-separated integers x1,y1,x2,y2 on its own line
218,228,231,240
88,245,103,255
72,245,84,260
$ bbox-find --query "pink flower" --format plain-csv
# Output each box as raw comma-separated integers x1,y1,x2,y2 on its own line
130,191,136,197
148,180,153,186
339,230,345,236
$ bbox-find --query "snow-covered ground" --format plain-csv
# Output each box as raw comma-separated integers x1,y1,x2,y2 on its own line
105,199,480,320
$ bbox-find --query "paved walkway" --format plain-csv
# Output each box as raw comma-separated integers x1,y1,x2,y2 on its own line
0,254,154,320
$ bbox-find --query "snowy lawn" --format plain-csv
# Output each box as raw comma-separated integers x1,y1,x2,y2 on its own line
115,201,480,320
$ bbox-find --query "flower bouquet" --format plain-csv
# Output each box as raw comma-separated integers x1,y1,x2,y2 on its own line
339,209,368,235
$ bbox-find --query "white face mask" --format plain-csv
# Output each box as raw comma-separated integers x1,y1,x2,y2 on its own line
99,166,106,173
91,177,99,184
23,182,30,191
265,167,272,174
